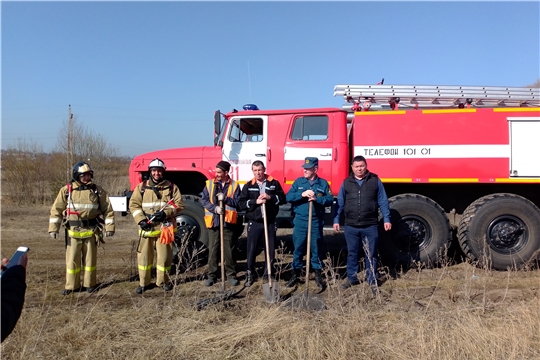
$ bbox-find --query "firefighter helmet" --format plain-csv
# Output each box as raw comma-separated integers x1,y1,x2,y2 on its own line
148,158,166,171
72,162,93,181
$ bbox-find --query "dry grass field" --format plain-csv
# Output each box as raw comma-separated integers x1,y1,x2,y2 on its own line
1,204,540,359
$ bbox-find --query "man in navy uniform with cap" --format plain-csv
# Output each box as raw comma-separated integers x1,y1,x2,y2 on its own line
285,157,333,289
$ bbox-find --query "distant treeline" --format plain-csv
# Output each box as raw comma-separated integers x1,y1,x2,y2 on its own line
1,150,131,205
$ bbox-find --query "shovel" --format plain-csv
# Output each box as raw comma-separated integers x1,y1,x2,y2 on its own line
305,201,312,296
284,201,326,311
262,203,280,303
196,199,237,309
219,198,226,293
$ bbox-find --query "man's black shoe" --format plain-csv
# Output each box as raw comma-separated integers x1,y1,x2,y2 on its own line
244,272,254,287
204,278,215,287
135,286,145,294
285,270,299,288
341,279,360,289
314,269,325,289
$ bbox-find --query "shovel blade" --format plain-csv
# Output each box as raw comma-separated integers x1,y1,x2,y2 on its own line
262,282,280,303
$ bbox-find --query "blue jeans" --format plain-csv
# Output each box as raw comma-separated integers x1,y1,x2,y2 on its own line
344,225,379,285
291,217,323,270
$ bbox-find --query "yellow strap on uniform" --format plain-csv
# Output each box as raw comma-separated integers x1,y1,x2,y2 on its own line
66,267,81,274
68,229,95,238
138,229,162,237
138,264,153,271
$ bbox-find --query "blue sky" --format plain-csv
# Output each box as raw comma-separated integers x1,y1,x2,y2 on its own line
2,1,539,157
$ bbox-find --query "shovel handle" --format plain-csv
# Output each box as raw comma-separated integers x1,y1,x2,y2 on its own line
306,201,313,294
219,199,225,292
262,203,273,287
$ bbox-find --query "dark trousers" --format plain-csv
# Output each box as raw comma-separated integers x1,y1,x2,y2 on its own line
291,217,323,271
207,227,236,280
344,224,379,285
246,221,276,275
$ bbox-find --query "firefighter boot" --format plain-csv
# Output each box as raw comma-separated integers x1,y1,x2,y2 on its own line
61,288,81,296
162,283,173,291
314,269,325,289
286,269,300,288
136,286,145,294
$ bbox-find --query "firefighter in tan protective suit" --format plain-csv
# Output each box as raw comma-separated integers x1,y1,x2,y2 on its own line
129,158,184,294
49,162,115,295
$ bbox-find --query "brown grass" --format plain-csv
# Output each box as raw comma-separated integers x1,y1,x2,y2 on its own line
1,205,539,359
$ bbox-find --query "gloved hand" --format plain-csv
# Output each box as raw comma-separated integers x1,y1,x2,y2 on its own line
216,192,225,201
214,206,224,215
106,231,114,237
138,220,151,231
49,232,58,239
151,210,166,222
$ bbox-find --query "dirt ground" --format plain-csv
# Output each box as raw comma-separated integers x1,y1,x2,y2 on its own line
2,204,540,359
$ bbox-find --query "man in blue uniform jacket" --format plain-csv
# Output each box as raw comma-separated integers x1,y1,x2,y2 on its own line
285,157,333,289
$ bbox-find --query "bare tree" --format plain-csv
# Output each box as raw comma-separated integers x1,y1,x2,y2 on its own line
0,113,129,205
1,139,49,204
55,117,120,188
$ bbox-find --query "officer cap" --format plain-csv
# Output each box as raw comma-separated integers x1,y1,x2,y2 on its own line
302,157,319,169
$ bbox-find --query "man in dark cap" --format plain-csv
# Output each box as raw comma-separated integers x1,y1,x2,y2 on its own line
200,160,241,286
285,157,333,289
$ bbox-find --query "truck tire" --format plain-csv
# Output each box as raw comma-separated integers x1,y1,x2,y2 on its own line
379,194,452,268
458,193,540,270
173,195,208,271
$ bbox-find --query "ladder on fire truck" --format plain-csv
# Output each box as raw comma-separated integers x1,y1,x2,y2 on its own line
334,84,540,111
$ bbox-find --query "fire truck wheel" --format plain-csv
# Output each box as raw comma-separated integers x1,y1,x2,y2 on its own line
458,193,540,270
379,194,452,269
173,195,209,271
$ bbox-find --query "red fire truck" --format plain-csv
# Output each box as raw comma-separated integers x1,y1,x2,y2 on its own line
128,83,540,270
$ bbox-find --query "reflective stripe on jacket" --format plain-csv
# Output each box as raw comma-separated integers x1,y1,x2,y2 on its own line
204,179,239,228
67,228,95,238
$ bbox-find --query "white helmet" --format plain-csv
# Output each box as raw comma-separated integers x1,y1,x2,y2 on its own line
148,158,166,171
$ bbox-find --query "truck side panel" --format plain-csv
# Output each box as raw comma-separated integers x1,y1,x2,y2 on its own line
351,108,539,182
